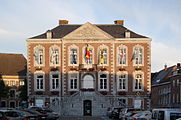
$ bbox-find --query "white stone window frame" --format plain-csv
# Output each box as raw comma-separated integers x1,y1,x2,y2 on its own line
117,45,128,66
117,71,128,92
1,100,7,107
133,71,144,92
34,45,45,66
9,100,16,108
49,71,60,91
68,44,79,66
132,45,144,66
9,89,16,98
82,45,94,64
34,71,45,91
97,45,109,66
98,71,109,91
68,71,79,91
49,45,60,67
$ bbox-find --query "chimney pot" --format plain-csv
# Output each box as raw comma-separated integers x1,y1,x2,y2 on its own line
59,20,68,25
164,64,167,70
46,30,52,39
114,20,124,25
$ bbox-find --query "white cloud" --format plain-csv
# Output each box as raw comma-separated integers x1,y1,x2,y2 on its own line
152,41,181,72
0,28,22,36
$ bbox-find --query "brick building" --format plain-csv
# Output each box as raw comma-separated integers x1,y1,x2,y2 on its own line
27,20,151,116
151,63,181,108
0,53,27,108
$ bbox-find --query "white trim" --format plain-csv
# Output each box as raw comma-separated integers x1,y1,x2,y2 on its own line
49,45,60,67
116,71,128,92
49,71,60,91
133,71,144,92
34,71,45,91
98,71,109,91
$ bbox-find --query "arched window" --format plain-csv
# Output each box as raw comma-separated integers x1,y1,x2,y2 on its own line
34,45,44,66
82,74,94,89
132,45,144,66
117,72,128,91
50,45,59,65
68,45,79,66
83,45,93,64
98,72,108,91
118,45,127,65
133,71,144,91
98,45,108,65
68,72,79,91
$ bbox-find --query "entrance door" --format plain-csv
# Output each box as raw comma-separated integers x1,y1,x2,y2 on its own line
83,100,92,116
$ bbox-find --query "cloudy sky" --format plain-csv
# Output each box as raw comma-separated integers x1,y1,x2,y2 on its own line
0,0,180,72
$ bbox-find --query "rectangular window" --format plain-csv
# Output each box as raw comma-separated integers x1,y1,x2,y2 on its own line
118,48,126,65
118,74,126,90
70,48,77,65
133,47,143,65
51,74,59,90
50,49,59,65
36,75,44,90
69,74,78,90
134,74,143,91
100,74,107,90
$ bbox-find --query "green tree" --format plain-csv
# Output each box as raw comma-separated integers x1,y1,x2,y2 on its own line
0,77,9,107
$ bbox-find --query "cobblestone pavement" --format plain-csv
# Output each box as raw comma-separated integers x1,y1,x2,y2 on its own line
58,116,108,120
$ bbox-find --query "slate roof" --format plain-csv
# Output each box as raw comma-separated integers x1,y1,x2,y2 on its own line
0,53,27,76
30,24,147,39
151,66,174,85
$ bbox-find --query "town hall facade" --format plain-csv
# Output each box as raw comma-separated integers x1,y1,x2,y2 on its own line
27,20,151,116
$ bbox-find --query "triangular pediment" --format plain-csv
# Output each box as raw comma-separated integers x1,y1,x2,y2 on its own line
63,22,114,39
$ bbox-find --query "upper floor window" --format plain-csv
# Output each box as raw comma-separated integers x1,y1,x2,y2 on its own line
50,46,59,65
70,48,78,65
132,45,143,65
50,73,60,91
69,73,78,90
34,45,44,66
133,72,144,91
84,45,93,64
117,72,128,91
118,45,127,65
35,74,44,91
98,47,108,65
99,72,108,91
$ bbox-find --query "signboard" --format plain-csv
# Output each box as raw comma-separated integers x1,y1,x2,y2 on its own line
134,100,142,108
35,99,44,107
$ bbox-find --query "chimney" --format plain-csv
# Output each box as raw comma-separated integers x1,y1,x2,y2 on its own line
164,64,167,70
59,20,68,25
46,30,52,39
114,20,124,25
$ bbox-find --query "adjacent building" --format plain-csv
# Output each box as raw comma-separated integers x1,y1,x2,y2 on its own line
27,20,151,116
0,53,27,108
151,63,181,108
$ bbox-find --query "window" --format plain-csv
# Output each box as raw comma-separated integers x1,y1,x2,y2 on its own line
34,46,44,65
134,73,144,91
118,98,126,106
133,46,143,65
70,48,78,65
50,74,59,90
35,74,44,90
117,73,128,91
118,46,127,65
84,45,93,64
50,46,59,65
98,48,108,65
10,81,15,86
9,89,15,98
19,80,24,86
99,73,108,90
69,73,78,90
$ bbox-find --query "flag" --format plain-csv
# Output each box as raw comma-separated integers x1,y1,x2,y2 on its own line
100,49,104,64
85,45,90,61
